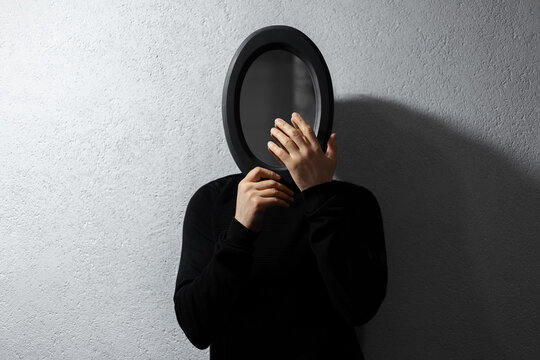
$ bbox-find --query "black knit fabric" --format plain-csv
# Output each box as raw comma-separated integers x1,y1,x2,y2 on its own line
174,172,387,359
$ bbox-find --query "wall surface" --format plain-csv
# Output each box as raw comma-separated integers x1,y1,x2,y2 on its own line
1,0,538,359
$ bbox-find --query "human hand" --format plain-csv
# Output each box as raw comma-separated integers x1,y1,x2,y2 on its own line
267,112,337,192
235,167,295,232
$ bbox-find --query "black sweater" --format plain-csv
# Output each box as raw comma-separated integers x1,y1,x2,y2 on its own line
173,172,387,359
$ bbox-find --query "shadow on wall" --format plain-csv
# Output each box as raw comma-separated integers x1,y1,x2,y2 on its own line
334,96,540,359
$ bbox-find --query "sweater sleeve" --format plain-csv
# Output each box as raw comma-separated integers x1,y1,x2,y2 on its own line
301,180,388,326
173,183,259,349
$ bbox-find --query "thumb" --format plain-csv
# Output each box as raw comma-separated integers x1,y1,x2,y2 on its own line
325,133,337,160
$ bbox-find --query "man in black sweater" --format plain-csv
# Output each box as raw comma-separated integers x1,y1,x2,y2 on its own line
174,112,387,359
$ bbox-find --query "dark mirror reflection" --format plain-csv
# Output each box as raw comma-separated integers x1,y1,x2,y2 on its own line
239,49,316,167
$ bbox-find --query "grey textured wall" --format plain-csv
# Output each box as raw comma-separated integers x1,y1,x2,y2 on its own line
1,1,538,359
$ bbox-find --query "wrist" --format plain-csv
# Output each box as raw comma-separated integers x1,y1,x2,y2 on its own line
234,214,261,233
225,217,260,250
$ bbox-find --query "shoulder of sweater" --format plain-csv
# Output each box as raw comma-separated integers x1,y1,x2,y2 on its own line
336,181,384,225
332,180,381,211
334,179,374,197
202,172,242,193
189,173,243,203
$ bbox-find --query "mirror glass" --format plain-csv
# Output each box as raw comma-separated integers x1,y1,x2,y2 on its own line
239,49,316,167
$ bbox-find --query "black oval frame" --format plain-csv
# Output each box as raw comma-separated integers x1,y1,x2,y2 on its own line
222,25,333,183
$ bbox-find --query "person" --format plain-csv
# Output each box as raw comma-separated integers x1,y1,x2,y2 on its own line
173,112,387,359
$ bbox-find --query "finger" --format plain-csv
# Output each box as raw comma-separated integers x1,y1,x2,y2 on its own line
245,166,281,183
270,123,300,155
270,131,287,154
267,137,287,165
289,113,310,144
267,141,291,165
268,145,286,166
258,187,294,203
291,112,318,148
326,132,337,161
274,118,307,151
258,196,291,209
254,179,294,196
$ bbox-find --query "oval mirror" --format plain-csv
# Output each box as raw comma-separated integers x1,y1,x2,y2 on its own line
240,49,316,167
223,25,333,184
